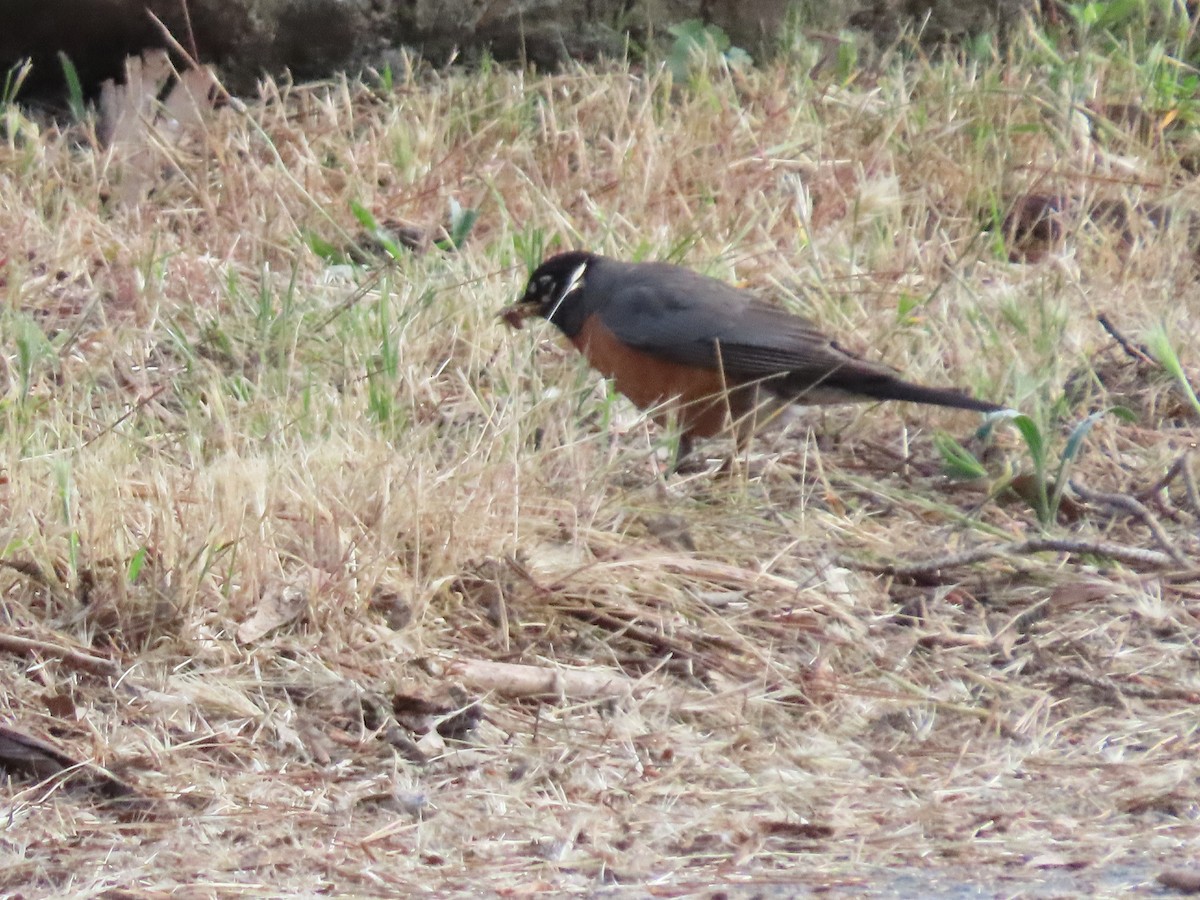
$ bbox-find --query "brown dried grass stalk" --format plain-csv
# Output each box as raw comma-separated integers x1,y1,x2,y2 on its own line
0,43,1196,896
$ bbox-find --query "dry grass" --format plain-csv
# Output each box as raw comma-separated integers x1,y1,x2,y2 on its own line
1,36,1198,897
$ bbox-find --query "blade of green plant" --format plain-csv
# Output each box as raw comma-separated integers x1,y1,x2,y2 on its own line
3,58,32,107
1009,413,1050,524
1049,410,1104,519
374,231,405,260
350,200,379,230
349,200,405,260
1145,324,1200,417
436,198,479,251
53,459,79,577
12,313,54,402
305,232,346,264
895,293,921,324
666,19,749,81
57,52,85,122
127,547,148,582
514,228,546,272
933,432,989,480
375,63,394,93
450,206,479,248
1009,414,1046,468
1094,0,1145,31
724,46,753,72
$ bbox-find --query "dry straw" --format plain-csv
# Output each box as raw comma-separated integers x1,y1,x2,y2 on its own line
0,37,1197,895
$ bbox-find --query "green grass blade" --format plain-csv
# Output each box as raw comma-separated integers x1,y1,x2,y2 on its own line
57,52,85,121
1146,324,1200,417
1049,410,1104,519
933,432,989,480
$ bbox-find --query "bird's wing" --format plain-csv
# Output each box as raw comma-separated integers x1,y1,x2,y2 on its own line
595,269,895,383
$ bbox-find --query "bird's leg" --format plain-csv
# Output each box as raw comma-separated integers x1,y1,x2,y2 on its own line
656,403,697,473
670,432,695,473
716,422,757,479
725,387,768,474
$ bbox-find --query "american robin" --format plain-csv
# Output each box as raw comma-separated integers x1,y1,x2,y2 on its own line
502,251,1004,459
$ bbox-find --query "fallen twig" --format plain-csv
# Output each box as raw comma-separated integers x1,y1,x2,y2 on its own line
1040,665,1130,707
1097,312,1157,366
443,657,637,701
82,383,170,448
1041,665,1199,703
1070,479,1192,566
1182,456,1200,515
0,633,121,678
841,537,1177,577
841,547,1004,578
1135,453,1190,501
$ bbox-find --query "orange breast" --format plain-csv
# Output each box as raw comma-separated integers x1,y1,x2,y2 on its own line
571,315,751,438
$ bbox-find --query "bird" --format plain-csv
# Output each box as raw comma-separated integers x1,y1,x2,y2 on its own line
502,251,1004,461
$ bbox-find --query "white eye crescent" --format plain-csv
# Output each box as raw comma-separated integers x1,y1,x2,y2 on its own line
560,262,587,300
546,262,588,320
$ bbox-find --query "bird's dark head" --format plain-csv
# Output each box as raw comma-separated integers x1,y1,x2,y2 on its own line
500,251,596,332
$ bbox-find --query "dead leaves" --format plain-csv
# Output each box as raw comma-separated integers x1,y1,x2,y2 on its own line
236,571,316,644
98,50,218,206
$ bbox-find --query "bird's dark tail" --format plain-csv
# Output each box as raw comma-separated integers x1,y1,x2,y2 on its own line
769,365,1006,413
853,375,1005,413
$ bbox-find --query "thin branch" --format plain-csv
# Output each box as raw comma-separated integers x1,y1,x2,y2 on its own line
1070,479,1191,566
840,547,1003,578
82,383,169,448
1016,538,1175,568
1182,456,1200,515
841,536,1177,577
1041,665,1199,703
443,656,637,701
1096,312,1157,365
1135,453,1189,500
0,633,121,678
1134,453,1200,519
